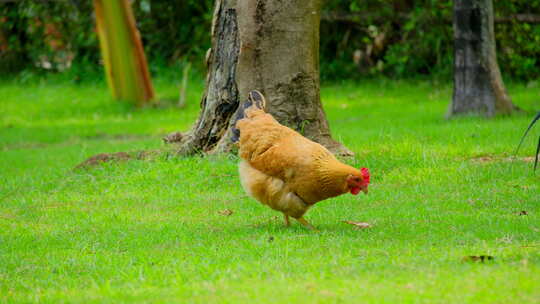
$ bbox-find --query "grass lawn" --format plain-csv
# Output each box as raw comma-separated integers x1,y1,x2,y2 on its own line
1,74,539,303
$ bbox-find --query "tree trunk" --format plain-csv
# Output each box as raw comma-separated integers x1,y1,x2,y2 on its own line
448,0,517,117
175,0,351,156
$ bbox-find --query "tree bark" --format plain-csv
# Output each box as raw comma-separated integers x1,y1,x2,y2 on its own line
175,0,351,156
176,0,240,155
448,0,517,117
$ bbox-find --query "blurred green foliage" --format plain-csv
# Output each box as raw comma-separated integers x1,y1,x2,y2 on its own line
1,0,539,80
0,0,99,73
0,0,213,75
321,0,540,80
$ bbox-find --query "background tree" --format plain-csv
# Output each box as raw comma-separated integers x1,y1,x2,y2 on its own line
174,0,352,156
448,0,518,117
94,0,155,106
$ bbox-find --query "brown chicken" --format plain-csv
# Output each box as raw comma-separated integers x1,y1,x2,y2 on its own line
232,91,370,230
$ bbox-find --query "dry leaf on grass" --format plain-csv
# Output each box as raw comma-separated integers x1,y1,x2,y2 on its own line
218,209,233,216
342,221,372,229
462,255,494,263
517,210,528,216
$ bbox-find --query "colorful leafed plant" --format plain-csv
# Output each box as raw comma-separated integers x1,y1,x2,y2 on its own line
94,0,154,106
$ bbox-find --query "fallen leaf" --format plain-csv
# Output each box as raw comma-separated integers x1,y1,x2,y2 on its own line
404,283,414,289
343,221,372,229
467,199,478,205
218,209,233,216
518,210,528,216
462,255,494,263
319,290,336,297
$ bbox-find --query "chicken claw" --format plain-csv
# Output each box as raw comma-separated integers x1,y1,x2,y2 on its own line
296,217,318,231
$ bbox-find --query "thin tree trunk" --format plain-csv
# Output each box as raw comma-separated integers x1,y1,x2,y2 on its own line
449,0,517,117
175,0,351,156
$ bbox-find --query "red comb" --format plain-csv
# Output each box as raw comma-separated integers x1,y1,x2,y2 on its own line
361,167,370,185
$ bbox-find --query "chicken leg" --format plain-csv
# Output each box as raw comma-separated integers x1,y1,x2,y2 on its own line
284,214,290,227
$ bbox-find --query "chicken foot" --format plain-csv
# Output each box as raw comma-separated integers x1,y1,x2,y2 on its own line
284,214,290,227
296,217,318,231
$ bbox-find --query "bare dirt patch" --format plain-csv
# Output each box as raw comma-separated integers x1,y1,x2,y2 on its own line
74,150,161,169
469,156,535,164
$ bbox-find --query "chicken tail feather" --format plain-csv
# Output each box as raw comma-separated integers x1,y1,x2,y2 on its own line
248,90,266,110
231,90,266,143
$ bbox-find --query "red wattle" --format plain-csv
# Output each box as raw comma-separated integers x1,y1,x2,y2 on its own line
351,187,361,195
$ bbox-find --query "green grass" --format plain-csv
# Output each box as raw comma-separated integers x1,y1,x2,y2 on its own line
1,75,539,303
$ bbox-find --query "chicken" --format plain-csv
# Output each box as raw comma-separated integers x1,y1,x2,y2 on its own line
232,90,370,230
